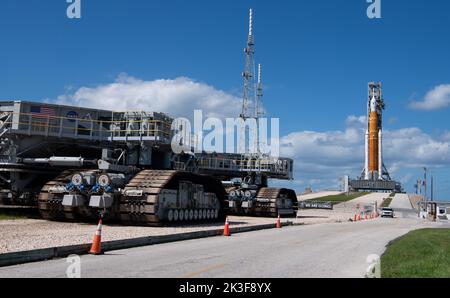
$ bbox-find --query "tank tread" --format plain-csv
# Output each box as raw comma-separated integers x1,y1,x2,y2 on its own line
255,188,297,218
38,169,87,221
120,170,225,226
121,170,176,225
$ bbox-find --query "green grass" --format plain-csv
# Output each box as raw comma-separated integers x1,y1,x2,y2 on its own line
307,192,369,205
0,214,26,220
0,212,30,221
381,197,393,208
381,229,450,278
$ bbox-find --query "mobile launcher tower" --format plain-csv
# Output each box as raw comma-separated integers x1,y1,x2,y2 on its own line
349,82,402,193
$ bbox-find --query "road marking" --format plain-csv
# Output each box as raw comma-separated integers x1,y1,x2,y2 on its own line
179,263,226,278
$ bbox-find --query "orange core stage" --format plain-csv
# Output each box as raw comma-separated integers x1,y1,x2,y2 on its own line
368,111,379,172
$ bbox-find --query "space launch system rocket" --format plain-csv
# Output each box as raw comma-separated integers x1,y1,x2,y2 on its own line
364,82,385,181
351,82,399,192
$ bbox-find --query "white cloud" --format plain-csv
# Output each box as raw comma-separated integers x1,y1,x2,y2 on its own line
345,115,367,128
384,128,450,167
57,74,242,119
53,76,450,193
279,116,366,191
280,116,450,192
442,131,450,141
410,84,450,110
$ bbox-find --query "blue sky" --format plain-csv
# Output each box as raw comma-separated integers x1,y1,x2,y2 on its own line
1,0,450,199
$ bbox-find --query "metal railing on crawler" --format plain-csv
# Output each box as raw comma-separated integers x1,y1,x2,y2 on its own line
195,155,293,179
2,112,173,143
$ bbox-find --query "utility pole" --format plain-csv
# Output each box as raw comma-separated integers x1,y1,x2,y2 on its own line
423,167,428,200
431,175,434,202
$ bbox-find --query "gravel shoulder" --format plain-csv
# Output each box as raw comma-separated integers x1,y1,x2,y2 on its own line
0,193,400,254
0,217,281,254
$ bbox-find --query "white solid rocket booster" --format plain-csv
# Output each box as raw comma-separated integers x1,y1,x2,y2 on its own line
365,130,369,180
378,129,383,180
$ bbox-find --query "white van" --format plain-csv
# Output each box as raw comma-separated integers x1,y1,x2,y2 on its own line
437,206,449,220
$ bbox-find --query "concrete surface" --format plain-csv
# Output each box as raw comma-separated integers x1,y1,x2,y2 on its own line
297,193,401,225
0,216,445,278
390,194,419,219
390,194,413,210
297,191,343,201
0,193,392,254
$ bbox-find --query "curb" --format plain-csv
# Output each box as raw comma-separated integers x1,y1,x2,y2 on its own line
0,221,294,268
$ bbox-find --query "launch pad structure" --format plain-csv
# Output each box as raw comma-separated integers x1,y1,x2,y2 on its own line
349,82,402,193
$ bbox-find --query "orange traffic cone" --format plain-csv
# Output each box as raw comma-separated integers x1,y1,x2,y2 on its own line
223,217,230,237
357,214,361,221
276,215,282,229
354,214,357,222
89,218,103,255
365,214,368,220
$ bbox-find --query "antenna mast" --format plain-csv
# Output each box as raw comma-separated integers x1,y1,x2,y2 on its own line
240,8,257,120
240,9,265,156
256,63,264,118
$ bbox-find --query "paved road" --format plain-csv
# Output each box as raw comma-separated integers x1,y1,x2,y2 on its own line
390,194,417,219
0,217,438,278
390,194,413,210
